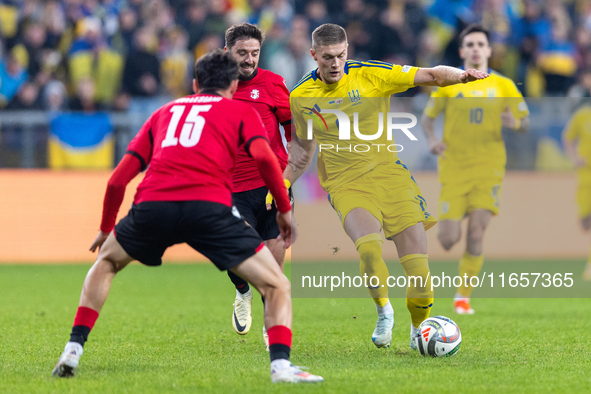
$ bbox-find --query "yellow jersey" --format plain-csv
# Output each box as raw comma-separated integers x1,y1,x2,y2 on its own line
423,71,529,181
564,105,591,166
290,60,419,193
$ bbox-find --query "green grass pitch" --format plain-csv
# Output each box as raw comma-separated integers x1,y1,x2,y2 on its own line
1,263,590,393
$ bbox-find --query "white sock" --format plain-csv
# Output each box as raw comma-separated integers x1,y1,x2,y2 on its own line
410,323,418,337
263,326,267,334
376,300,393,316
454,293,468,301
236,288,252,297
271,358,291,371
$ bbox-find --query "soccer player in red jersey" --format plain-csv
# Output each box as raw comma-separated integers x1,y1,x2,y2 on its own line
223,24,294,345
52,50,323,383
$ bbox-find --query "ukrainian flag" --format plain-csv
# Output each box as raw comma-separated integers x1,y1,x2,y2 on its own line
48,113,114,169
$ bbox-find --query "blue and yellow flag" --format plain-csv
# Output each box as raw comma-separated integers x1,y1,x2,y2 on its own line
48,113,114,169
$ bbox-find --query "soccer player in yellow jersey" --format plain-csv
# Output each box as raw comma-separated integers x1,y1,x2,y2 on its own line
421,25,530,314
562,104,591,280
290,23,488,349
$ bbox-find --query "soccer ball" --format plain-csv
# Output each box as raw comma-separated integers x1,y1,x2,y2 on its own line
413,316,461,357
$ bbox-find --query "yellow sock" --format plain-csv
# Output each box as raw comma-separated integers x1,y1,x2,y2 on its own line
400,254,433,328
355,234,389,307
457,252,484,298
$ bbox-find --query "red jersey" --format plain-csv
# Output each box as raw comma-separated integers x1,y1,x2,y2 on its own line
232,68,292,192
128,93,268,207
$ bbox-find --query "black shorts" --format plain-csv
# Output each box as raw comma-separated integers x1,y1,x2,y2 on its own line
114,201,263,270
233,186,280,241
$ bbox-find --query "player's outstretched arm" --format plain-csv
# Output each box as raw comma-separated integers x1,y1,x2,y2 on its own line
414,66,489,87
420,112,446,157
290,135,316,184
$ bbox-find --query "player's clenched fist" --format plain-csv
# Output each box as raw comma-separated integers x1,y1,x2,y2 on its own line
428,139,447,158
460,69,489,83
276,211,296,248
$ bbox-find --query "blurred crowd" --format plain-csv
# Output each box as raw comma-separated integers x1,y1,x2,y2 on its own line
1,0,591,115
0,0,295,113
295,0,591,97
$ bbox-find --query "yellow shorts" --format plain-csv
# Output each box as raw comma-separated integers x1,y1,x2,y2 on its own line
327,160,437,239
577,183,591,218
439,177,502,221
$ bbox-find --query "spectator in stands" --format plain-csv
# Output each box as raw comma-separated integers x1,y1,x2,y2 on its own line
181,0,208,54
7,0,591,103
122,27,160,99
161,26,192,98
574,0,591,71
0,46,28,107
204,0,229,37
537,4,578,95
513,0,546,94
0,0,19,49
416,30,441,68
21,22,47,79
6,81,42,110
125,0,145,15
69,77,103,112
110,8,138,56
41,0,66,49
20,0,45,26
271,0,295,28
142,0,175,35
481,0,515,74
268,31,316,89
428,0,477,54
378,0,427,64
69,17,106,56
43,79,68,112
336,0,375,60
305,0,330,34
122,26,165,134
68,16,124,106
291,14,310,37
248,0,274,31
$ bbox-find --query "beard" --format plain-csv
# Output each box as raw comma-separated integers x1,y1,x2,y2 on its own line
238,63,258,81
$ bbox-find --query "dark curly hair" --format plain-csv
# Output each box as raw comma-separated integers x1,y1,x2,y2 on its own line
193,49,239,90
225,23,265,49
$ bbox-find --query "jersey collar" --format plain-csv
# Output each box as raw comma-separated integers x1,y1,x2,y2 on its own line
199,89,222,96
